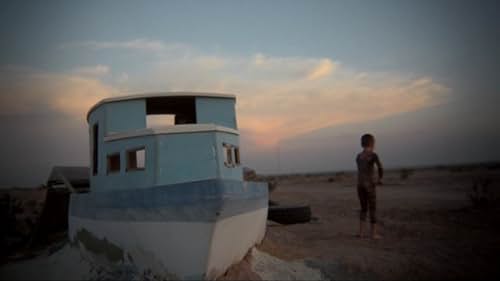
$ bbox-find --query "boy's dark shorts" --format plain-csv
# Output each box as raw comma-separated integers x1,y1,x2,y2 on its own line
357,183,377,223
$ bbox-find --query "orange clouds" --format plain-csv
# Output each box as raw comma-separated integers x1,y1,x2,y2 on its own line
235,76,449,147
72,65,110,76
1,43,451,149
0,66,115,119
306,59,336,80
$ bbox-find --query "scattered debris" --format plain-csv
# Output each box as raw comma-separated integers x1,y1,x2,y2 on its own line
46,166,90,193
243,167,258,181
0,187,69,262
400,168,414,180
468,177,499,208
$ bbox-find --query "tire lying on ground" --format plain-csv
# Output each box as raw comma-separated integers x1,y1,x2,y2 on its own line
267,205,311,224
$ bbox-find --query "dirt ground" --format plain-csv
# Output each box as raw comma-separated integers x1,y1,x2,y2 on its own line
2,166,500,280
256,167,500,280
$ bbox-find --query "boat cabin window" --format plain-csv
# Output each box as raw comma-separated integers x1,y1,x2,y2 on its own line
127,147,146,171
107,153,120,174
92,123,98,175
146,97,196,128
234,147,241,165
224,144,233,167
223,144,241,167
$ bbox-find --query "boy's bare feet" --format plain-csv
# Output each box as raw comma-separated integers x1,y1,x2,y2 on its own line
371,223,382,240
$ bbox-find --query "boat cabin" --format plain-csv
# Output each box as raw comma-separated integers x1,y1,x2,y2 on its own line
87,92,242,191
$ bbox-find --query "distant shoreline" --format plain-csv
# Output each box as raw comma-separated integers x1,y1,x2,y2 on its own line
258,160,500,177
2,161,500,190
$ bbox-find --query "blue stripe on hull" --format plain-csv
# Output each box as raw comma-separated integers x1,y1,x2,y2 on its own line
70,179,268,222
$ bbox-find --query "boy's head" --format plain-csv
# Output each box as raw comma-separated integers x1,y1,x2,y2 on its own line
361,134,375,150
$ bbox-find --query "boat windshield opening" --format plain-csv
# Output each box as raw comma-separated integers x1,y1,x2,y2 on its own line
147,115,175,128
127,147,146,171
146,96,196,128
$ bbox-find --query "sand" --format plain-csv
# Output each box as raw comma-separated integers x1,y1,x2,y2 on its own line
2,166,499,280
257,167,500,280
0,243,324,280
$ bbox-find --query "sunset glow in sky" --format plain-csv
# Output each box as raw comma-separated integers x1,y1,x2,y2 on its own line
0,0,498,186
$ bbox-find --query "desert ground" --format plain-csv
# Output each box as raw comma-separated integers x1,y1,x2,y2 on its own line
2,164,500,280
245,165,500,280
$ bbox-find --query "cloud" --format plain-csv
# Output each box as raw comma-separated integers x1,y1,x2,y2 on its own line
72,65,110,76
195,56,226,70
5,40,451,147
105,44,449,147
63,39,190,53
116,72,129,83
306,59,335,80
236,75,449,147
0,66,116,119
248,53,339,81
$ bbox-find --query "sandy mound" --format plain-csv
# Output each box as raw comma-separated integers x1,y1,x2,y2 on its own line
1,244,324,281
251,248,324,280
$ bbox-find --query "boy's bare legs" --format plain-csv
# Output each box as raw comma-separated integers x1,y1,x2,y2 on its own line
357,185,368,239
371,223,382,240
358,221,367,238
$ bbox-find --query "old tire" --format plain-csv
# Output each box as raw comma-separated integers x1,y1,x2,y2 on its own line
268,205,311,224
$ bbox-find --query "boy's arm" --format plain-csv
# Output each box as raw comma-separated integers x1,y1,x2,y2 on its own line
375,154,384,182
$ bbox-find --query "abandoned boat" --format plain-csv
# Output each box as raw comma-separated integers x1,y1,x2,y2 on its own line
68,92,268,279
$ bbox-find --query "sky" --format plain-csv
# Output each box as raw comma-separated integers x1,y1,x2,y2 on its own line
0,0,499,186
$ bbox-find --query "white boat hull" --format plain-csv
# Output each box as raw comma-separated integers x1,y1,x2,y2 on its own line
68,180,268,280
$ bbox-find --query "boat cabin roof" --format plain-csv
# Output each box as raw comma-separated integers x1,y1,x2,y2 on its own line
87,92,235,122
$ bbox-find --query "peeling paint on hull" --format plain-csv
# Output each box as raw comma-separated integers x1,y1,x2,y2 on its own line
72,228,124,263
